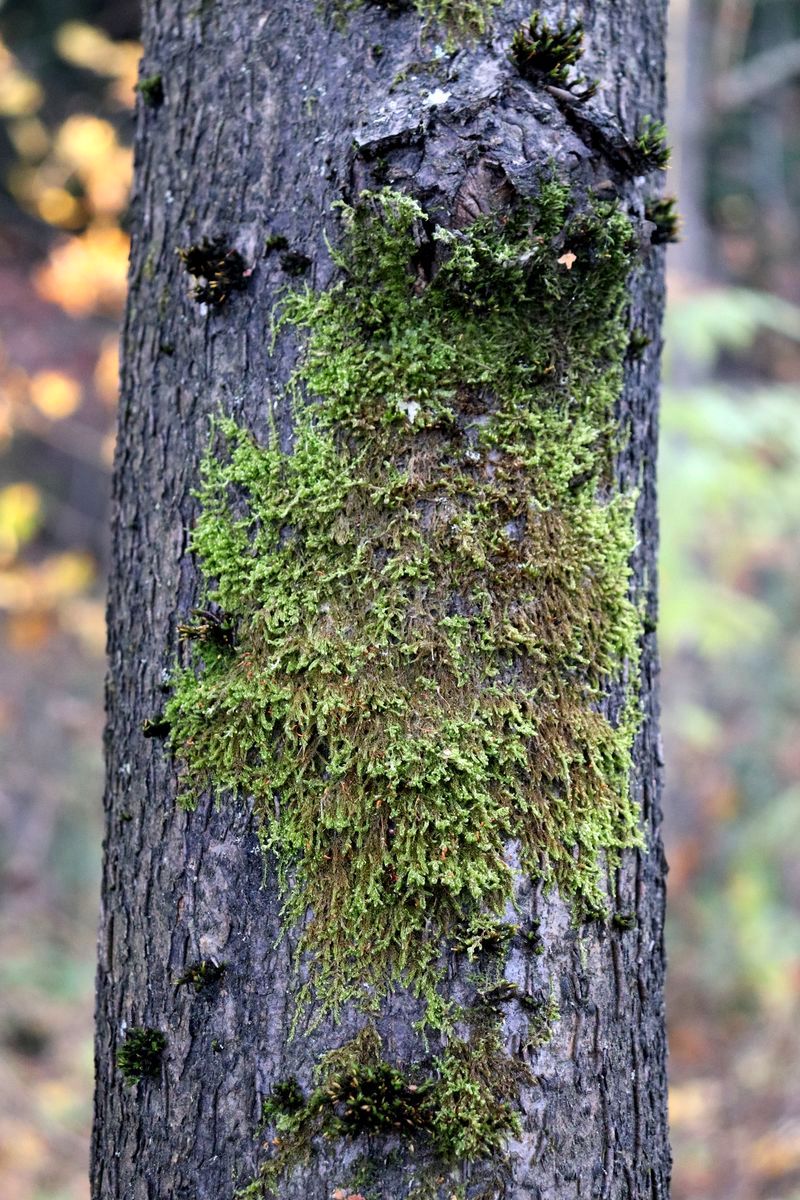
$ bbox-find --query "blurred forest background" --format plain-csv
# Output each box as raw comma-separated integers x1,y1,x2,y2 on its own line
1,0,799,1197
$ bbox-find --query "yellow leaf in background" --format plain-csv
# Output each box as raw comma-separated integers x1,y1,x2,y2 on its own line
35,186,84,229
55,22,141,105
62,596,106,656
751,1123,800,1180
34,225,130,316
0,41,43,116
0,1117,47,1173
0,482,42,562
0,358,29,446
0,553,95,611
7,609,54,650
54,116,133,217
94,337,120,407
669,1079,721,1130
5,116,50,161
55,114,115,169
41,551,95,598
110,49,142,107
101,431,117,466
29,370,82,420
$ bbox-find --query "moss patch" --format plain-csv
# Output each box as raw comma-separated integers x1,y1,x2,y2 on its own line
178,238,249,308
116,1026,166,1085
336,0,501,37
510,11,597,100
165,183,643,1025
253,1024,528,1190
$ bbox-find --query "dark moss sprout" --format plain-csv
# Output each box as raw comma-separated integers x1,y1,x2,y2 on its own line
116,1026,166,1085
510,11,597,100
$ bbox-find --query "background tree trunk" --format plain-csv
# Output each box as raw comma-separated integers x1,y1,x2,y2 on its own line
93,2,670,1197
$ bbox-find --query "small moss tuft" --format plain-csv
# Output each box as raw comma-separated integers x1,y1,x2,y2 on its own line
450,916,517,958
142,715,171,739
634,117,671,172
264,233,290,254
262,1078,306,1126
175,958,226,992
177,606,235,651
136,74,164,108
178,238,249,307
510,11,597,100
645,195,680,244
253,1025,527,1189
116,1026,166,1084
280,250,312,276
337,0,501,37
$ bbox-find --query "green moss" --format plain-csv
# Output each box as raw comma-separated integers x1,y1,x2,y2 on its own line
336,0,501,37
142,715,171,739
634,117,671,172
264,233,289,254
175,958,226,992
252,1025,527,1191
116,1026,166,1085
178,238,249,307
428,1029,528,1160
280,250,312,277
166,182,643,1030
136,74,164,108
522,985,560,1051
645,195,680,245
510,11,597,100
449,915,517,958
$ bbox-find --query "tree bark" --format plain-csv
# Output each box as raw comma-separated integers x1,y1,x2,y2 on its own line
94,3,670,1198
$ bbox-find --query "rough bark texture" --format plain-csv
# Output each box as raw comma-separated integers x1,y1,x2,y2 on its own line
94,2,670,1198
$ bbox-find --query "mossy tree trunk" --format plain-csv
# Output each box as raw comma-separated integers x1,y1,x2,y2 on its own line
94,2,670,1199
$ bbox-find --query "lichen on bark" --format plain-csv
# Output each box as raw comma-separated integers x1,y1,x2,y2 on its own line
165,181,643,1041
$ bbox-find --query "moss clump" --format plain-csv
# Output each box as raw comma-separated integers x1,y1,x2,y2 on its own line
262,1078,306,1126
450,916,516,958
338,0,501,37
136,73,164,108
280,250,312,277
522,986,560,1051
142,715,171,739
178,238,249,307
116,1026,166,1084
264,233,290,254
177,606,235,651
254,1026,526,1189
645,196,680,245
510,11,597,100
175,958,226,992
166,182,643,1023
634,117,671,172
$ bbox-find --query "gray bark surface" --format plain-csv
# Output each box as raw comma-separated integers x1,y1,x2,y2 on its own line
93,2,670,1197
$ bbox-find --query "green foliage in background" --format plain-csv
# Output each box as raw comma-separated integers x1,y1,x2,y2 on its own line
661,286,800,1011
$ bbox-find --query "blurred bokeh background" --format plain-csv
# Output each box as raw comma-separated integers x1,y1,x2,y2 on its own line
0,1,799,1197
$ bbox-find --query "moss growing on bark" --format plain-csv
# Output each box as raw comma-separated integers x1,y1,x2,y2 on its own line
634,117,671,172
165,182,643,1025
645,195,680,244
178,238,249,307
116,1026,166,1085
510,11,597,100
253,1024,528,1190
337,0,501,37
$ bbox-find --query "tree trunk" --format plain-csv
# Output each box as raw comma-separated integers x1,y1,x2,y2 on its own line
93,3,670,1199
